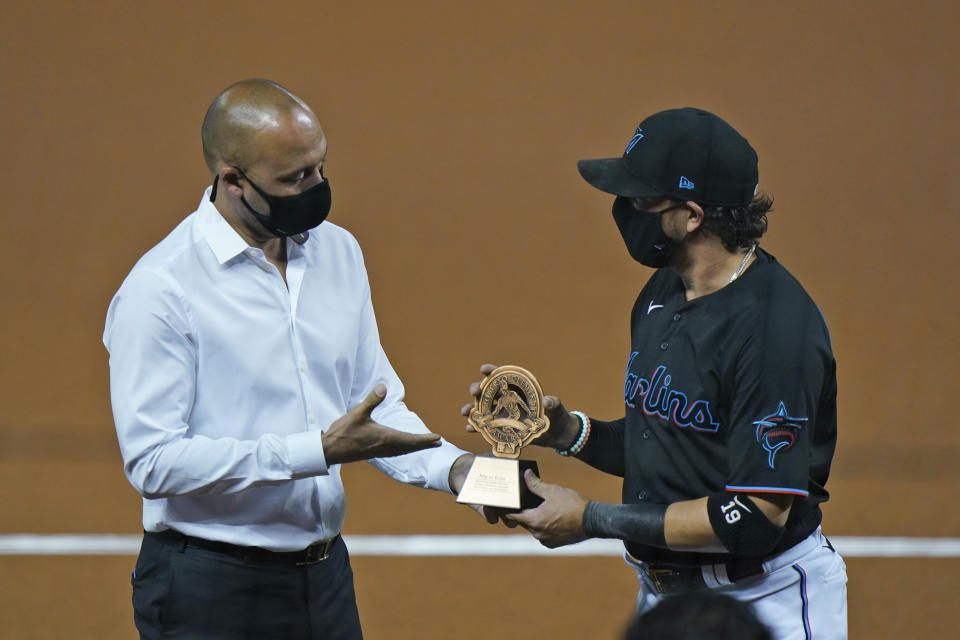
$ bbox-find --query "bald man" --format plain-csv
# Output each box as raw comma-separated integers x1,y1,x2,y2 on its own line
104,79,476,639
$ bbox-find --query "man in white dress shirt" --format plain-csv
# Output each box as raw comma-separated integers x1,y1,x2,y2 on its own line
103,78,476,639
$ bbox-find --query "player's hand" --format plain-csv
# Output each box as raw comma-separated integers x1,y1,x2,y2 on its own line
459,363,581,450
323,384,441,465
506,470,589,548
459,363,499,431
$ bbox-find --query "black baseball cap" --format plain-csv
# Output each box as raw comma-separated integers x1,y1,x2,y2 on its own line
577,107,759,206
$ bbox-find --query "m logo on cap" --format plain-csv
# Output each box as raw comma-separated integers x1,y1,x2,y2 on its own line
679,176,695,190
625,127,644,154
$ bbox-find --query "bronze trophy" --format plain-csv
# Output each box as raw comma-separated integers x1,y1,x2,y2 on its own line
456,365,550,510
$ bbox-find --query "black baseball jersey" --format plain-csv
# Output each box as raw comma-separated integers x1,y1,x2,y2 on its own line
578,248,837,565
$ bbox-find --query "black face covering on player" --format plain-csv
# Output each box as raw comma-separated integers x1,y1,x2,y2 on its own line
611,196,686,268
212,167,332,237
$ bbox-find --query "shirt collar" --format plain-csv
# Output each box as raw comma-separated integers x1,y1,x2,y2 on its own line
196,186,253,264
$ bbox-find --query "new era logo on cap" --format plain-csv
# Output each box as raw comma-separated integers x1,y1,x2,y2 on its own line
678,176,695,190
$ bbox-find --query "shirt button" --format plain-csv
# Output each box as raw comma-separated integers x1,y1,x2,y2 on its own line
637,490,648,501
300,365,306,373
309,415,317,424
672,313,681,321
642,429,651,440
659,342,668,350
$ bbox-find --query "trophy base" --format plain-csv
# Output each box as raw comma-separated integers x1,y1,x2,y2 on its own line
455,457,544,511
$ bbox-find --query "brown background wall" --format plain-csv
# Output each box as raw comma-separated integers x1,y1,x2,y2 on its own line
1,1,958,638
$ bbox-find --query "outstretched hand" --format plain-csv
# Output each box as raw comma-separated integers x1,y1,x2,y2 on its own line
506,470,589,548
460,363,582,450
323,384,442,466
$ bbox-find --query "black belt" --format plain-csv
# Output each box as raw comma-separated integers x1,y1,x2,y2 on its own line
639,558,764,595
150,529,339,566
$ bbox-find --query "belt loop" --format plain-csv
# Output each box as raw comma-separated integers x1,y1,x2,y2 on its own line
709,562,733,586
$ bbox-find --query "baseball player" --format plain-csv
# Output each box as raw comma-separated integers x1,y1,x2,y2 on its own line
464,108,847,639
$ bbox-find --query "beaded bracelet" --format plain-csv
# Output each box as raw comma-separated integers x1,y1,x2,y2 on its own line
557,411,591,456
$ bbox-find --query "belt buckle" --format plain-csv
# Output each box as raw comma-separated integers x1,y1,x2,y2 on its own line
646,567,673,594
296,538,333,566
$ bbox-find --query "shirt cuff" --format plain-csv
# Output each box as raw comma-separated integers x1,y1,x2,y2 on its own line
285,430,329,478
425,441,470,493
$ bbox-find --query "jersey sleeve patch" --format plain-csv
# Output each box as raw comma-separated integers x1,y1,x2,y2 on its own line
752,401,807,470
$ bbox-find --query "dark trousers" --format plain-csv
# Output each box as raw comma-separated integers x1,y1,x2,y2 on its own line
132,531,363,640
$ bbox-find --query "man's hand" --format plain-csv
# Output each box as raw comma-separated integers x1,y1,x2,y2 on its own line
447,453,518,526
447,453,474,494
506,470,589,548
460,363,582,450
323,384,441,465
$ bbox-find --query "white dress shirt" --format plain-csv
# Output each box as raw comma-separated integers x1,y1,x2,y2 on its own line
103,189,465,551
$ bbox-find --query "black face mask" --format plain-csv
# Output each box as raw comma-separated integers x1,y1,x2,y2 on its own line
211,167,332,237
611,196,686,268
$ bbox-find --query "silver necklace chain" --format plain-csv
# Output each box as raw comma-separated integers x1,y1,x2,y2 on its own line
729,242,757,283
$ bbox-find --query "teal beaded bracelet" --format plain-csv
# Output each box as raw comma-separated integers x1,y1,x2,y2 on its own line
557,411,591,456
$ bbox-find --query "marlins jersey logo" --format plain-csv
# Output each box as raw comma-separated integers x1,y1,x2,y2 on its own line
623,355,720,433
753,401,807,469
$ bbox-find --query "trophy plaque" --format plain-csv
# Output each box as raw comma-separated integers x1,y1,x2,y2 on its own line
456,365,550,510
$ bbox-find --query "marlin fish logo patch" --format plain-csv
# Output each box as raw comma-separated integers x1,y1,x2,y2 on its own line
625,127,644,154
752,401,807,469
